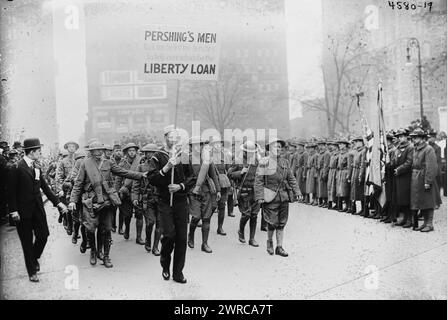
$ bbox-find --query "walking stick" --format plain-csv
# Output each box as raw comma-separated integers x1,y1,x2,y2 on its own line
169,146,182,207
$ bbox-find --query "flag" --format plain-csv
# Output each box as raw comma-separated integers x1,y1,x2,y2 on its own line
366,82,389,207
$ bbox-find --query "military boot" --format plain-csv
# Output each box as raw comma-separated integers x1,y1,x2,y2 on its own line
89,232,97,266
266,239,274,255
135,218,145,245
96,232,104,261
420,210,434,232
248,217,259,247
201,219,212,253
72,221,80,244
80,226,88,254
123,216,131,240
217,207,226,236
188,218,198,248
103,232,113,268
238,216,249,243
118,214,124,235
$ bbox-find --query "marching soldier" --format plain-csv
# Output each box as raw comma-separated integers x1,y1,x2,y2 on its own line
428,130,443,203
111,143,122,233
348,137,366,214
131,143,162,255
56,141,79,236
409,128,441,232
391,128,414,228
327,141,339,210
228,141,262,247
254,138,300,257
187,137,221,253
65,151,87,246
316,140,330,207
115,142,143,243
103,144,113,160
336,139,350,212
146,125,195,283
69,141,145,268
226,141,237,218
305,142,318,205
210,137,232,236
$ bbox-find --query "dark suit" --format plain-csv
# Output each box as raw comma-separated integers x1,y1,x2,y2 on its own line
8,158,60,276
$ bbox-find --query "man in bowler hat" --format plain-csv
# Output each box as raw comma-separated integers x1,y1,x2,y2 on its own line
8,138,68,282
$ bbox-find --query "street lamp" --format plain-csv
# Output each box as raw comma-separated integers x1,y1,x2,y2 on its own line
406,37,424,120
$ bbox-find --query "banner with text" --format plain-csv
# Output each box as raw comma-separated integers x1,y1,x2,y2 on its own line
142,25,220,81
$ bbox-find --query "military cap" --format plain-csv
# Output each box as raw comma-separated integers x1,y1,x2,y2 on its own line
240,141,259,153
141,143,159,152
410,128,427,138
122,142,139,153
64,141,79,150
295,139,306,146
113,143,122,150
87,141,106,151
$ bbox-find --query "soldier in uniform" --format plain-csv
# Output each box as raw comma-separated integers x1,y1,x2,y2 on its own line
336,139,350,212
305,142,318,205
186,137,221,253
56,141,79,236
327,141,339,210
254,138,300,257
210,137,232,236
291,140,306,202
0,141,9,226
146,125,195,283
131,143,162,255
103,144,113,160
228,141,262,247
409,128,441,232
316,140,331,208
110,143,123,233
348,137,366,214
428,130,442,203
390,128,414,228
69,141,145,268
65,151,87,246
115,143,143,243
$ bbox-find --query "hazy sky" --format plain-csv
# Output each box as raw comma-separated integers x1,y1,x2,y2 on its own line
51,0,323,144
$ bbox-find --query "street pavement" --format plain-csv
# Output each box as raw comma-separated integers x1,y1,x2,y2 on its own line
1,197,447,300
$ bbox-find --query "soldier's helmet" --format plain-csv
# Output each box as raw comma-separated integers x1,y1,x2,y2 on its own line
141,143,159,152
87,141,106,151
85,138,100,149
265,138,286,151
189,136,207,145
74,151,86,160
410,128,427,138
122,142,139,153
394,128,409,137
64,141,79,150
351,136,365,143
103,144,113,151
240,141,259,153
336,138,349,146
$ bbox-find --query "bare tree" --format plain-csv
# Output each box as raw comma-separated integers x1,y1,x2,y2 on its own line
191,63,254,135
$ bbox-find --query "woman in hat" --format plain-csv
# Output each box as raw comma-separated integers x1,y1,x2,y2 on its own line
254,139,300,256
228,141,262,246
409,128,442,232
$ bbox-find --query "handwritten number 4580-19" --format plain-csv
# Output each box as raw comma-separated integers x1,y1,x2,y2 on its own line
388,1,433,11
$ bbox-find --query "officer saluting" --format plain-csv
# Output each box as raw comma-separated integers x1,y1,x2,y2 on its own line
8,138,68,282
146,125,195,284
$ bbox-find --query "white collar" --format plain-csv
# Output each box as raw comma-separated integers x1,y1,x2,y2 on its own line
24,155,34,167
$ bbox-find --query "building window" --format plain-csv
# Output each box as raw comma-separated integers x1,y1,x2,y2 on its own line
101,70,132,85
134,84,167,100
101,86,133,101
